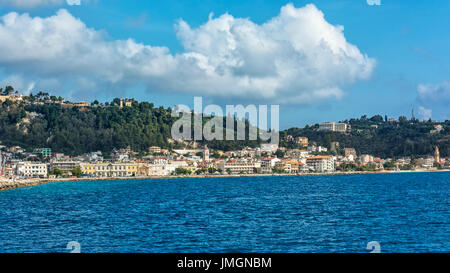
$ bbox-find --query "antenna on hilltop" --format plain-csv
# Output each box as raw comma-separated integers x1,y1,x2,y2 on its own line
411,106,415,121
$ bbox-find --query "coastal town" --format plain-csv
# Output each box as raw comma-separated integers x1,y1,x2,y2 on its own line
0,91,449,184
0,135,447,181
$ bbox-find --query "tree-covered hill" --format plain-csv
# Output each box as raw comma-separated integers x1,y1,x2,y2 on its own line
1,87,449,158
0,101,174,155
0,90,260,155
281,115,450,158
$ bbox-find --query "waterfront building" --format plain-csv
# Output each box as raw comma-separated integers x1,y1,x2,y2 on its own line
306,155,335,172
50,160,80,173
359,154,374,165
396,157,411,168
275,159,300,173
87,162,138,178
416,157,435,169
261,157,281,167
218,159,261,174
148,164,167,176
80,163,96,176
16,162,48,178
259,157,280,174
178,165,197,174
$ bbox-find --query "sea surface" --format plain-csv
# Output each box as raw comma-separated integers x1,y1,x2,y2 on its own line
0,172,448,253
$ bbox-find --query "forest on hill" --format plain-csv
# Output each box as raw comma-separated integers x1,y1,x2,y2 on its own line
281,115,450,158
0,89,260,155
1,87,449,157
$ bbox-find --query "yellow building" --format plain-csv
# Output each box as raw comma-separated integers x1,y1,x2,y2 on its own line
80,163,97,176
180,165,197,174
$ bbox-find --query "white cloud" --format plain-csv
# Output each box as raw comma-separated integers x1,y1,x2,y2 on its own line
416,81,450,120
367,0,381,6
0,75,35,94
417,81,450,104
0,4,375,104
66,0,80,6
0,0,64,8
418,106,432,121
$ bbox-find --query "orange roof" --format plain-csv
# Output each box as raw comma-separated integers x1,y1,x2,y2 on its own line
308,155,332,159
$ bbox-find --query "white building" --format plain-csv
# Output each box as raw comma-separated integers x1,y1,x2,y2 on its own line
306,156,335,172
360,154,374,165
307,145,328,153
88,162,137,178
17,162,48,178
218,160,261,174
50,160,80,175
319,122,348,133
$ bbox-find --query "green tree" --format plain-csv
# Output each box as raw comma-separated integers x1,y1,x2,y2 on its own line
274,149,285,158
72,167,82,178
174,168,189,175
50,168,64,177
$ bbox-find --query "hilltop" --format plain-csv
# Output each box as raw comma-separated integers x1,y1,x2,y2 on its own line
281,116,450,158
0,86,449,157
0,87,259,155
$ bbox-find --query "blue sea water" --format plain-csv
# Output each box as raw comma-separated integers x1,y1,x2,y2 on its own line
0,172,448,253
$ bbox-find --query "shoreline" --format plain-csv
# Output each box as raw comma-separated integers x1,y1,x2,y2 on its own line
1,169,449,192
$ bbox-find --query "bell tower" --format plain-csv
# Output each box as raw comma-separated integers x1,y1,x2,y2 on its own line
434,146,440,165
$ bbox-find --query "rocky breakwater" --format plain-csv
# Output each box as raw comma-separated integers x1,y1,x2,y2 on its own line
0,179,48,191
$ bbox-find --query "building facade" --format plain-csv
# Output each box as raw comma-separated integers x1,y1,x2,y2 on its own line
306,156,335,172
295,137,309,147
80,162,138,177
218,160,261,174
319,122,348,133
17,162,48,178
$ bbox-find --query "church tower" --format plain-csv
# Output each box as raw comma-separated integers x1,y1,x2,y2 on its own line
434,146,440,165
203,145,210,162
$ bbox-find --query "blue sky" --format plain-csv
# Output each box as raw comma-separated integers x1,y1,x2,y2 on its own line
0,0,449,129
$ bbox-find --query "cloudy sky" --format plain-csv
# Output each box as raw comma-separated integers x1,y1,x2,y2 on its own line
0,0,449,128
